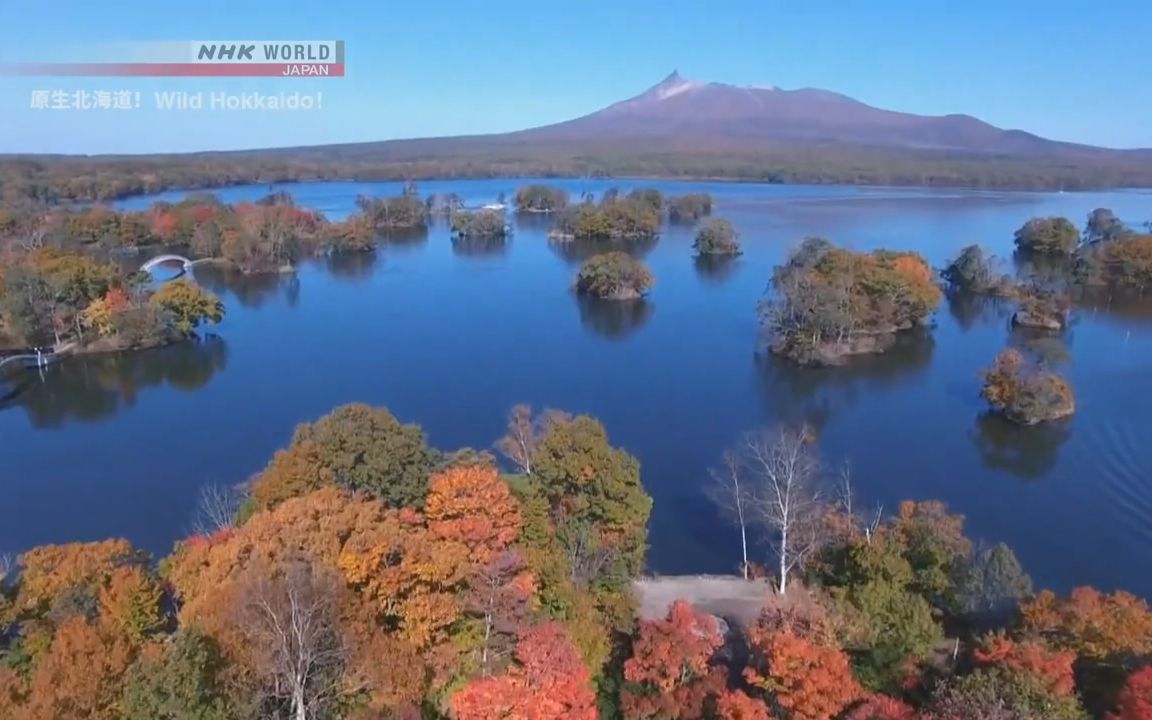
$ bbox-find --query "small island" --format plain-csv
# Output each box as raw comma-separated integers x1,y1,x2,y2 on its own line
514,184,569,213
981,347,1075,424
575,252,654,300
550,195,661,241
760,237,941,365
450,209,508,239
1013,216,1080,256
693,218,742,256
667,193,713,223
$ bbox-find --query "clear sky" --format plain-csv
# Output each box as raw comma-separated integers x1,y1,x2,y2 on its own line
1,0,1149,154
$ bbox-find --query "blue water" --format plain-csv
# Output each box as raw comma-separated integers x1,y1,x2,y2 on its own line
4,179,1152,599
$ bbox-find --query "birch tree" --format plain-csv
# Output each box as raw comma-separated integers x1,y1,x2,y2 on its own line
707,451,752,579
237,559,347,720
742,425,828,594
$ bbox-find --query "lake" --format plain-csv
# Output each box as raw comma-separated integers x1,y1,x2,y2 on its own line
3,179,1151,600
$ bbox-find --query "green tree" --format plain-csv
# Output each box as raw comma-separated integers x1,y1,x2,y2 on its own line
1014,217,1079,255
954,543,1034,623
291,403,435,509
121,631,230,720
532,414,652,593
149,280,224,334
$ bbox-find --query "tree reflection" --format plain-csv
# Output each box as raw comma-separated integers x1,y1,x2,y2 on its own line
970,412,1071,480
693,255,741,285
945,290,1012,331
378,227,429,254
548,235,658,265
755,330,935,433
325,250,379,281
193,266,300,309
451,234,509,259
2,337,229,428
575,296,654,340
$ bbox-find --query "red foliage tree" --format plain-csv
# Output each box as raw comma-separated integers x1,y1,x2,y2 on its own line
973,633,1076,696
625,600,723,692
714,689,772,720
1109,666,1152,720
744,624,862,720
451,622,597,720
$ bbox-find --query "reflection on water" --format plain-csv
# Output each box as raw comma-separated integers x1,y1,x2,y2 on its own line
2,337,228,428
756,331,935,433
378,227,429,253
325,251,379,281
548,234,658,264
946,291,1013,332
6,179,1152,598
193,266,300,308
970,412,1071,480
693,254,741,284
575,296,654,340
451,234,509,259
1009,327,1072,366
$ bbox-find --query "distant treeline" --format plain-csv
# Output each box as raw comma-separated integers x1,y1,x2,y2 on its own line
5,135,1152,204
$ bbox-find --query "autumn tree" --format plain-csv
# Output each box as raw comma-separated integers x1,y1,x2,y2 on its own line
234,558,348,720
149,279,225,334
889,500,971,602
621,600,726,719
289,403,436,509
1020,587,1152,662
466,550,537,677
744,619,862,720
247,440,336,515
927,668,1088,720
532,413,652,596
715,690,772,720
450,622,598,720
425,465,523,565
974,633,1077,697
982,348,1075,425
19,615,136,720
953,542,1033,624
1108,666,1152,720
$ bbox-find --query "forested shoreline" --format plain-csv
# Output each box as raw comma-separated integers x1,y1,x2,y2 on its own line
4,138,1152,206
1,403,1151,720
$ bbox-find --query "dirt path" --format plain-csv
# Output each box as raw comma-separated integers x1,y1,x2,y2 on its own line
632,575,774,627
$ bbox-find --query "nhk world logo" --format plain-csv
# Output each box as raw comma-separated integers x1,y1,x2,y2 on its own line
1,41,345,77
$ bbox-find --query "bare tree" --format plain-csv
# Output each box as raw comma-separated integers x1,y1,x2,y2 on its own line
467,549,533,676
192,482,246,535
236,559,347,720
494,405,569,475
707,451,752,580
742,425,828,594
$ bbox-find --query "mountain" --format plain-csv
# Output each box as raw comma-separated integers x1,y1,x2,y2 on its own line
512,71,1119,157
11,72,1152,200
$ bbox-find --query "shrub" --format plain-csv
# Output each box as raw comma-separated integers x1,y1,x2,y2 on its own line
693,218,742,256
667,193,713,222
575,252,654,300
981,348,1075,424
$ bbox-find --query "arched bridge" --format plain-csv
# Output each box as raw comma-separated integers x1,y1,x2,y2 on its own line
140,254,195,273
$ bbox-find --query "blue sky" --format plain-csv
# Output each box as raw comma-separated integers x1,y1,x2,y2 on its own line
1,0,1150,154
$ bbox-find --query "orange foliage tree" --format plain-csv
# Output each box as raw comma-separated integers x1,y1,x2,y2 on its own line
451,622,597,720
247,439,335,514
1020,587,1152,661
744,620,862,720
19,616,135,720
1109,666,1152,720
622,599,727,719
425,465,523,565
974,633,1076,697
